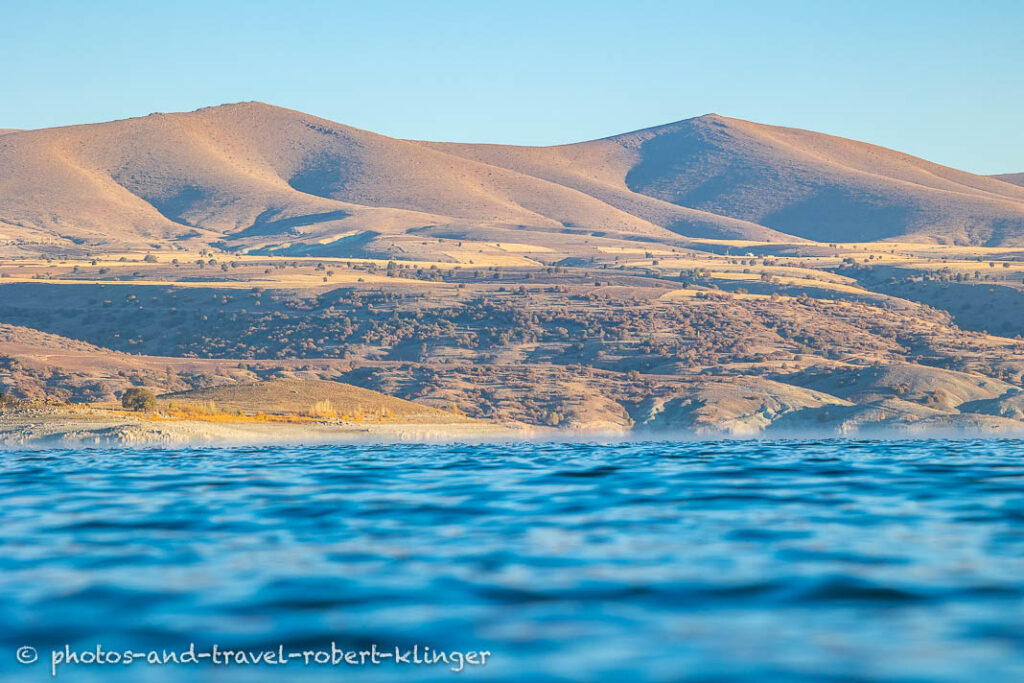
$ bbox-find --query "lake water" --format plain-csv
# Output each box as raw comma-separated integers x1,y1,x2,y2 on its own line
2,440,1023,681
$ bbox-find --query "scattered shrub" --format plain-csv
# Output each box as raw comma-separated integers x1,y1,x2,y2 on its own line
121,388,156,412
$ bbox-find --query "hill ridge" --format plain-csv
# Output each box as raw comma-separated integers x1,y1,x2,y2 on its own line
1,102,1023,252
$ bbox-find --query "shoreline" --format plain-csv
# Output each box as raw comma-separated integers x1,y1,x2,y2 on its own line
3,408,1024,448
0,408,530,448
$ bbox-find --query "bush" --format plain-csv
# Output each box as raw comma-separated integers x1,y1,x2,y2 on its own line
122,388,156,412
305,399,337,419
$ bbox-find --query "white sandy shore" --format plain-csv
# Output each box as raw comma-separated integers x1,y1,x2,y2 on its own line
0,410,528,448
5,408,1020,449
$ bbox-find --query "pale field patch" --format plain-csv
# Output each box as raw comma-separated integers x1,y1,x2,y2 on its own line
681,237,806,248
704,272,872,296
0,272,457,290
598,246,677,255
316,231,363,245
658,288,790,302
771,276,875,295
491,242,554,253
626,258,862,285
439,252,540,266
0,254,479,271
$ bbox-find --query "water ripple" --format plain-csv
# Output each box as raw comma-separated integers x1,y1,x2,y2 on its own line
2,439,1024,680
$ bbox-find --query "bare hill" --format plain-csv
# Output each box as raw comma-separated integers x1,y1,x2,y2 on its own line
2,103,1023,251
0,103,678,253
160,378,467,422
435,115,1024,245
634,378,850,435
780,363,1015,412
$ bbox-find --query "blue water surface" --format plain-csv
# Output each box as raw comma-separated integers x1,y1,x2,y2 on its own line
1,439,1023,681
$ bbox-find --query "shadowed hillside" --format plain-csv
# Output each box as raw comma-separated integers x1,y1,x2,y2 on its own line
994,173,1024,187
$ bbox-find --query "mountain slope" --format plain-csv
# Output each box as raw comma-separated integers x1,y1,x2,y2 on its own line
0,103,706,252
434,114,1024,245
993,173,1024,188
1,103,1023,253
161,379,469,422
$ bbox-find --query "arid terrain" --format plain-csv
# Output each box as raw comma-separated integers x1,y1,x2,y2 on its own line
1,103,1024,441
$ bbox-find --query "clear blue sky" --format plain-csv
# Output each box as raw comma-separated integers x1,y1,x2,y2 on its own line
2,0,1021,173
